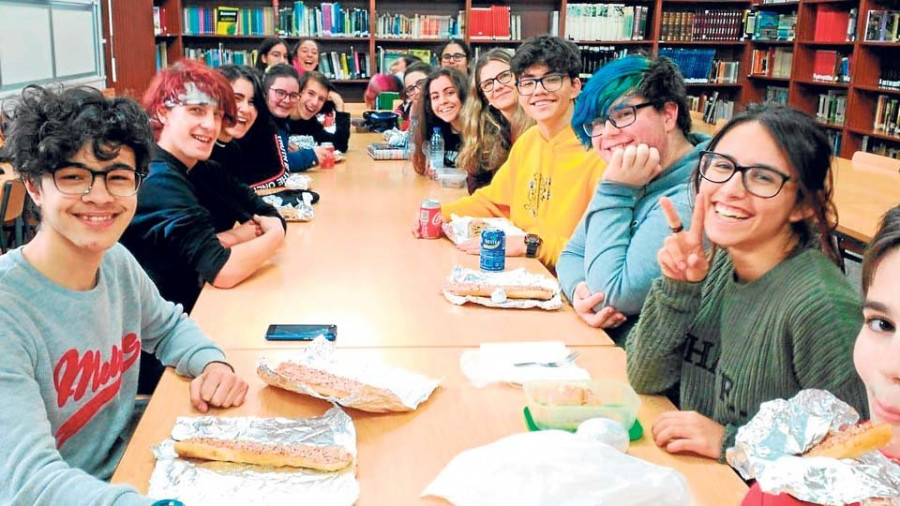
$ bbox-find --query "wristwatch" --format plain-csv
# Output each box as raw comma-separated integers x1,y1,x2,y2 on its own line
525,234,543,258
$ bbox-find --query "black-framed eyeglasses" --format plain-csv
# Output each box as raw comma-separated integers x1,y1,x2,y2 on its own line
404,78,427,95
698,151,792,199
515,73,568,96
582,102,654,137
50,164,143,197
269,88,300,102
479,70,514,93
441,53,467,63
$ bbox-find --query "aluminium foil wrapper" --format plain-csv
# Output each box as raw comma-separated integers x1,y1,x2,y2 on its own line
257,336,440,413
262,192,314,222
148,405,359,506
442,266,563,310
441,214,527,246
726,389,900,505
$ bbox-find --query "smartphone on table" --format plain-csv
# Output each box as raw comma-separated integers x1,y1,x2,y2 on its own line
264,324,337,341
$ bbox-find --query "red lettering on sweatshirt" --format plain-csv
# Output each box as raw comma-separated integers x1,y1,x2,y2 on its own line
52,333,141,448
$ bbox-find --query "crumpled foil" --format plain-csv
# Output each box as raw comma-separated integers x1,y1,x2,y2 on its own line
382,128,407,147
284,173,311,190
726,389,900,505
148,406,359,506
262,192,314,222
442,266,563,310
258,336,440,412
441,214,527,246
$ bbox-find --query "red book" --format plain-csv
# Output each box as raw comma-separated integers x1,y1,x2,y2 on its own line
813,50,838,81
815,6,850,42
491,5,511,40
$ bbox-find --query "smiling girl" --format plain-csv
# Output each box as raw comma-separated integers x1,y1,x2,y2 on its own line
291,38,320,75
457,48,532,194
625,104,867,462
411,67,468,176
209,65,262,178
254,37,289,73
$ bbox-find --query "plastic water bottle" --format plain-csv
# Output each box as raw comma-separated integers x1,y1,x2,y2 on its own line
429,127,445,178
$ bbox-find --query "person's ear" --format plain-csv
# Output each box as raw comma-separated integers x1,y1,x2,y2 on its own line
662,101,679,132
570,77,582,101
23,176,44,207
156,106,170,126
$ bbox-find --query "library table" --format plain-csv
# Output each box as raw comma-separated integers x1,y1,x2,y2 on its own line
112,347,749,505
190,134,613,349
832,156,900,244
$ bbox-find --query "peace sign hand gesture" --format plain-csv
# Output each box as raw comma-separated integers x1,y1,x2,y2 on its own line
657,194,710,283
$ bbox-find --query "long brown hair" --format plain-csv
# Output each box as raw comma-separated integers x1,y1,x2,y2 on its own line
457,49,532,179
411,67,468,175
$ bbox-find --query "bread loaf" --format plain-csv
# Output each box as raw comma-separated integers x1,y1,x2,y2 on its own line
804,421,893,459
444,282,555,301
173,437,353,471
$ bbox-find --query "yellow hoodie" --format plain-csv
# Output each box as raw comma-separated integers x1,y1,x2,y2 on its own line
442,125,605,269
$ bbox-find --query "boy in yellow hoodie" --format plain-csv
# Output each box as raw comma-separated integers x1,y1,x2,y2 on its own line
415,36,605,269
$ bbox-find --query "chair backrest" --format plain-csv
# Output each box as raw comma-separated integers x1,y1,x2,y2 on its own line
1,179,26,223
851,151,900,175
713,118,728,135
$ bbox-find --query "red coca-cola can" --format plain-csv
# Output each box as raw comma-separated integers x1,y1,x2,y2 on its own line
418,199,443,239
320,142,335,169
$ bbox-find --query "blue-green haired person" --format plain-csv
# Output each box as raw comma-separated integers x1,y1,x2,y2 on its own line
557,55,710,344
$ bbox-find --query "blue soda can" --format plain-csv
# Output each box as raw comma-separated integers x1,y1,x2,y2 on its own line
480,229,506,271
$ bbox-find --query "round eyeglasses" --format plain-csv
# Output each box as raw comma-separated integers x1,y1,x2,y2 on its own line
581,102,654,137
441,53,467,63
269,88,300,102
51,166,143,197
698,151,792,199
479,70,514,93
404,78,427,96
515,73,567,96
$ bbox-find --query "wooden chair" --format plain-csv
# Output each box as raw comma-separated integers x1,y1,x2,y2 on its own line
713,118,728,134
0,179,26,253
850,151,900,175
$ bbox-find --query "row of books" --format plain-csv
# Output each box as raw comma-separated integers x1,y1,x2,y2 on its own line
184,46,256,69
865,10,900,42
750,48,793,79
812,50,851,83
375,12,463,40
746,11,796,41
155,43,169,71
878,60,900,91
183,6,276,36
708,60,740,85
689,91,735,123
657,48,719,84
276,3,370,38
153,7,169,36
813,6,857,43
816,91,847,126
659,10,745,42
469,6,511,41
564,4,649,42
861,136,900,159
765,86,788,105
578,46,635,78
874,95,900,137
319,50,371,80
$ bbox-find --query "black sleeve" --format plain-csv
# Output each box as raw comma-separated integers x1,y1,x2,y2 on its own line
226,174,287,231
328,112,351,152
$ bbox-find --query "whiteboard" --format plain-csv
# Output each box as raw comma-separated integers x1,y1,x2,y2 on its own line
0,0,104,94
52,5,98,78
0,3,54,86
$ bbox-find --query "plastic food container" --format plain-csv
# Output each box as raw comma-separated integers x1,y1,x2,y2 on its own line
523,379,640,431
438,169,467,189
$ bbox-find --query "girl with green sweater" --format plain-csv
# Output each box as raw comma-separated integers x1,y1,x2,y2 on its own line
625,104,868,462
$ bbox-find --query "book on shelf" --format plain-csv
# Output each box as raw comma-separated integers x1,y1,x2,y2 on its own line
765,86,788,105
811,50,850,83
826,131,842,157
816,91,847,126
865,10,900,42
658,47,717,83
693,90,735,123
747,10,796,41
155,42,168,71
660,9,746,42
153,6,168,36
319,49,369,80
813,5,851,42
709,60,740,84
564,4,649,42
375,11,463,39
873,95,900,137
215,7,239,35
861,136,900,159
470,5,512,41
551,11,559,37
277,2,369,37
750,48,793,78
879,60,900,90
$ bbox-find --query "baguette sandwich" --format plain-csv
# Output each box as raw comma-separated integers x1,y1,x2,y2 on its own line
804,421,893,460
444,282,555,301
173,437,353,471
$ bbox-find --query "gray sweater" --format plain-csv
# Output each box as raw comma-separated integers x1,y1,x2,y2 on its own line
0,244,227,505
625,248,868,460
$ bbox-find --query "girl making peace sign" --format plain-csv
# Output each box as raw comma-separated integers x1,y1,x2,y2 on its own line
625,104,868,461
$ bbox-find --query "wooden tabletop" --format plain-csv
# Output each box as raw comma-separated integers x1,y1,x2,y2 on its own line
111,347,748,505
190,134,613,349
832,157,900,243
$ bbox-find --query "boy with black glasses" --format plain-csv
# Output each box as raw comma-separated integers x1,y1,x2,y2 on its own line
418,35,606,269
557,55,710,343
0,85,247,505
